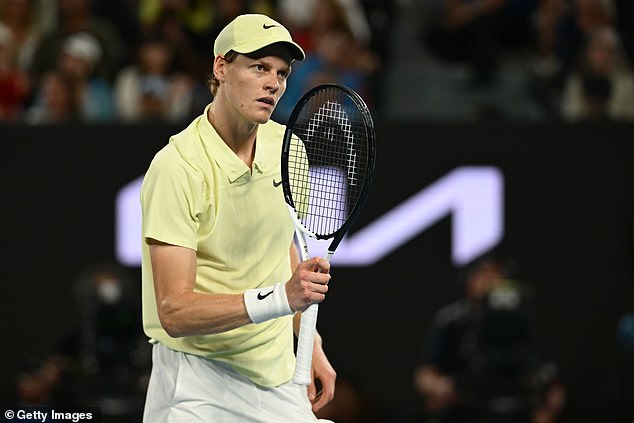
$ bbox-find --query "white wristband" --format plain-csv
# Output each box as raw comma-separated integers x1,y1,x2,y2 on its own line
244,283,293,324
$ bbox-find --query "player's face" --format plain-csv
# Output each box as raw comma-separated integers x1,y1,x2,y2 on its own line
220,54,291,124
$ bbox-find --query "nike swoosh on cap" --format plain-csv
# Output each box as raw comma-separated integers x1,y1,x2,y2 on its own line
263,23,279,29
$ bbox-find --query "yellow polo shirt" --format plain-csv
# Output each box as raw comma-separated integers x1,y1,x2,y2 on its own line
140,104,295,387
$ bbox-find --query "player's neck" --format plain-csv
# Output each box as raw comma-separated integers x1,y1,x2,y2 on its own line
207,104,257,169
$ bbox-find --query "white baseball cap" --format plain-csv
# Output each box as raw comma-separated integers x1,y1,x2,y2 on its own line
214,14,305,61
62,32,102,66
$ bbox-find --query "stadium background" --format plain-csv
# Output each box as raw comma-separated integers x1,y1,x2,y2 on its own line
2,122,633,421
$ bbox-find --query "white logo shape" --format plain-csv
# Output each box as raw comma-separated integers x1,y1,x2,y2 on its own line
115,167,504,267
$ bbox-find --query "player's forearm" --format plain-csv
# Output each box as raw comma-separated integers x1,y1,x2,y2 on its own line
150,242,253,336
158,290,251,337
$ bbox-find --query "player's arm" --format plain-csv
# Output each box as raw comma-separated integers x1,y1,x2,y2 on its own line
149,239,250,337
306,325,336,412
150,239,329,337
290,242,336,412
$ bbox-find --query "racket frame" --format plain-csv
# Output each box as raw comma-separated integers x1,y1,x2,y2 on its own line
280,83,376,385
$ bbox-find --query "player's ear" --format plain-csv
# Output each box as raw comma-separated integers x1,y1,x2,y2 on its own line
213,55,227,82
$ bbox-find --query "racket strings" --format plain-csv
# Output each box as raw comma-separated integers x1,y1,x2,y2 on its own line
286,89,370,237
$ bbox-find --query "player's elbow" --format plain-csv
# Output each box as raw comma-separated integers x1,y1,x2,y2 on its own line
158,299,188,338
160,319,185,338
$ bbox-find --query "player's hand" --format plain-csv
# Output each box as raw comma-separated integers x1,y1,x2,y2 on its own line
309,334,336,412
285,257,330,312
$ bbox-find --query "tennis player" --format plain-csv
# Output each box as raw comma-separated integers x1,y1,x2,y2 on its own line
140,13,336,423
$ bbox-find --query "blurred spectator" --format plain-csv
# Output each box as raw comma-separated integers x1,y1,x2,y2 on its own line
23,69,78,123
574,0,615,36
68,262,150,418
208,0,249,42
529,0,570,115
359,0,397,64
26,32,114,123
29,0,126,83
276,0,390,114
288,0,351,53
561,25,634,121
0,23,30,121
0,0,49,72
57,31,113,122
273,1,380,123
138,0,214,80
423,0,537,86
413,252,565,423
530,363,567,423
92,0,140,49
114,35,195,122
14,355,69,407
273,26,379,123
530,0,614,116
277,0,372,50
12,262,151,420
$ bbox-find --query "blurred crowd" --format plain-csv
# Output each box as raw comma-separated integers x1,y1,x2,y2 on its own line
1,0,633,125
0,0,394,125
529,0,634,121
419,0,634,122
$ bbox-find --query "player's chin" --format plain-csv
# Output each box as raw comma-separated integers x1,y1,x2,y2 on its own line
253,108,274,124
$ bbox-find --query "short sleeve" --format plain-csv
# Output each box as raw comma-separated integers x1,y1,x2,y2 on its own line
140,144,205,250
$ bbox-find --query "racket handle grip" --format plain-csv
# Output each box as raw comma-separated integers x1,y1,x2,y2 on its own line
292,250,333,386
293,303,319,385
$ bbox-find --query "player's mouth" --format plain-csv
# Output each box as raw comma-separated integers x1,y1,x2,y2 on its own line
257,97,275,108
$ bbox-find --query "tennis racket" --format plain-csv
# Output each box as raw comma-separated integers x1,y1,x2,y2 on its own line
281,84,376,385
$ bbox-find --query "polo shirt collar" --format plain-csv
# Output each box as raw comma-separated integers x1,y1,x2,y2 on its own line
198,104,273,183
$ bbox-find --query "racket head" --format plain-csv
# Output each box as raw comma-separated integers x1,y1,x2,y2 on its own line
281,84,375,246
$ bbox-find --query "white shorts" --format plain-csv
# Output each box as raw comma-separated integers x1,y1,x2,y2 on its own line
143,343,333,423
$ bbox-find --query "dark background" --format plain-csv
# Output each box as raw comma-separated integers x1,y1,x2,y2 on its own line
2,122,633,421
